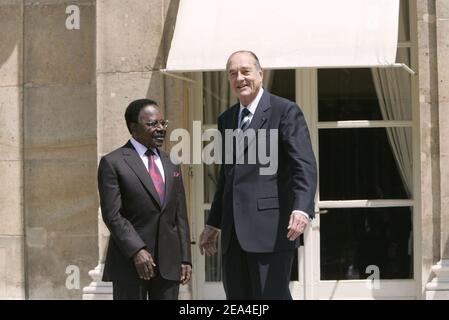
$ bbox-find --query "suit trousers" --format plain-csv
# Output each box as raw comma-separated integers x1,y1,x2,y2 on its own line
222,226,294,300
112,275,180,300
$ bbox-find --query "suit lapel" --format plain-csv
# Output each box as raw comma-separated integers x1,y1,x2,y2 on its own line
248,91,270,131
226,105,240,164
159,151,174,210
228,104,240,130
243,91,270,151
122,142,162,209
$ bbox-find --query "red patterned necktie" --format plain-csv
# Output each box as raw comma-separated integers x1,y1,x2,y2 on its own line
145,149,165,205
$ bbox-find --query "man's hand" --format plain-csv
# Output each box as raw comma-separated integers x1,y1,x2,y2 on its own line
133,249,156,280
287,212,309,241
180,263,192,285
199,226,219,256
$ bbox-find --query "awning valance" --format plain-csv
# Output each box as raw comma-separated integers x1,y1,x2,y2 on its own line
165,0,403,73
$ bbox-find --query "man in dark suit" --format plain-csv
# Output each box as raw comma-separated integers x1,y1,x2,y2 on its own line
199,51,317,299
98,99,192,300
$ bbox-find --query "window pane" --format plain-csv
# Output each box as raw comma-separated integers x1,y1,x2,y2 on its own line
318,66,412,122
268,69,295,102
319,128,412,200
318,68,383,121
320,207,413,280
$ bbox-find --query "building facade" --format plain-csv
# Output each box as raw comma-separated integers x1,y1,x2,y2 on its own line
0,0,448,299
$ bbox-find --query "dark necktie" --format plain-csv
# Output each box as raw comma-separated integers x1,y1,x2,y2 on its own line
240,108,251,131
145,149,165,205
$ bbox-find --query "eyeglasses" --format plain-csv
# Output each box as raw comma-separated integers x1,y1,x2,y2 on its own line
145,120,169,129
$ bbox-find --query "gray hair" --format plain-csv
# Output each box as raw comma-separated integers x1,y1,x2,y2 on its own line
226,50,262,71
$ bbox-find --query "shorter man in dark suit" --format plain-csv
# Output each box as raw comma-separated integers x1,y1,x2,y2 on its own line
98,99,192,300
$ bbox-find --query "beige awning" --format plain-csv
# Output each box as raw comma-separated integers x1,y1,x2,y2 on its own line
165,0,404,73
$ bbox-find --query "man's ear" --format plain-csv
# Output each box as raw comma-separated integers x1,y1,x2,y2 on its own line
129,122,136,135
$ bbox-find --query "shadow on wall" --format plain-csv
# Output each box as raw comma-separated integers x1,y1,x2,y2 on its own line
145,0,180,100
0,3,21,81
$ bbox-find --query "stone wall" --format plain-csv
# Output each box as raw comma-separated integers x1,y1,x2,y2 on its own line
0,0,98,299
0,0,25,299
23,0,97,299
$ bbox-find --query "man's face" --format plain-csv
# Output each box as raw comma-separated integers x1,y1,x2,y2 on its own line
227,52,263,106
131,105,166,149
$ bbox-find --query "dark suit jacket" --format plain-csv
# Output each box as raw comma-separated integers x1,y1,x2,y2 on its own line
207,91,317,254
98,141,191,282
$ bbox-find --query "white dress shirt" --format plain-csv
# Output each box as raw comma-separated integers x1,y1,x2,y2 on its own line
238,87,264,129
130,137,165,182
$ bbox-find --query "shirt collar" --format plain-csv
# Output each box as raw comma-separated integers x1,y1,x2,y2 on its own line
130,137,159,157
239,87,264,116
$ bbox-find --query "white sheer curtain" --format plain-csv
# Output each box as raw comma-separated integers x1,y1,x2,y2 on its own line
371,48,413,197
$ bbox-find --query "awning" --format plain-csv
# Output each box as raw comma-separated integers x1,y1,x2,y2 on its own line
165,0,410,74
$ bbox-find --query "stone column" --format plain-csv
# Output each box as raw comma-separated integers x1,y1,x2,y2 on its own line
426,0,449,299
0,0,25,299
83,0,168,299
416,0,438,298
23,0,97,299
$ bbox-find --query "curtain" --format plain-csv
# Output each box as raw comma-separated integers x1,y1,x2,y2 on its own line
371,0,412,197
371,49,413,197
371,49,414,277
371,0,413,277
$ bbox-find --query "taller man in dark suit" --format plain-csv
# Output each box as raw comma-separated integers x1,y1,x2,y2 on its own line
98,99,192,300
199,51,317,299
